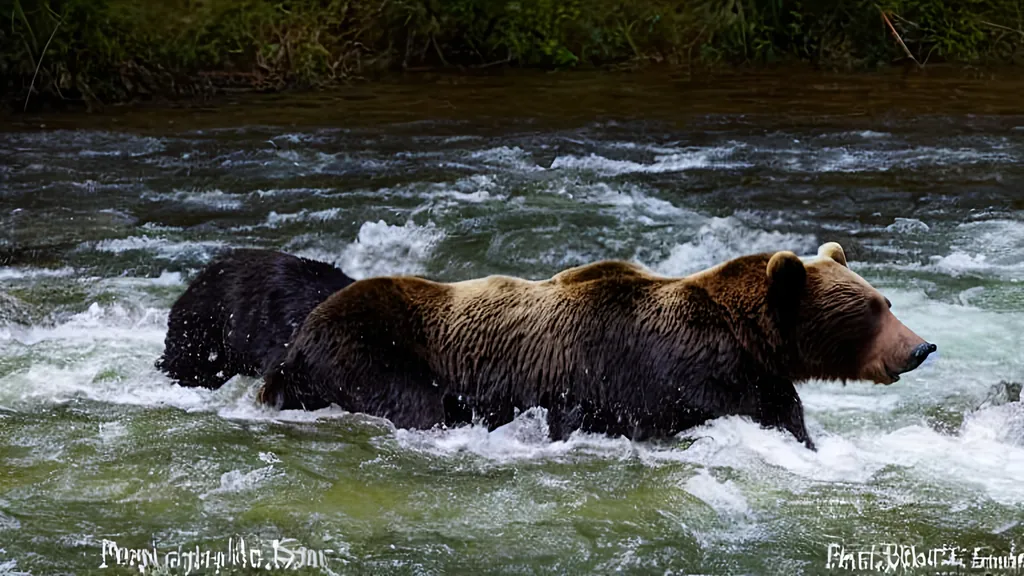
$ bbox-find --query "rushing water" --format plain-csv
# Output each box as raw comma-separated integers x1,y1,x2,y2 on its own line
1,71,1023,575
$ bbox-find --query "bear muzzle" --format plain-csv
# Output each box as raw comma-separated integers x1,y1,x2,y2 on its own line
888,342,937,382
862,310,934,385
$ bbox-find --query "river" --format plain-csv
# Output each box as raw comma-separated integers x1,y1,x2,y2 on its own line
1,69,1023,575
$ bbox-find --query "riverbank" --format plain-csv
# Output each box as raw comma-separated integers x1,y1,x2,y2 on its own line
4,66,1024,135
4,0,1024,111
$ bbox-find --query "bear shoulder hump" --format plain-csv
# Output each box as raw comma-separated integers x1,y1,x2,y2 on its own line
551,260,650,285
314,276,440,316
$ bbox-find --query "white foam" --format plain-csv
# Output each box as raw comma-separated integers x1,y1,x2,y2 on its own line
0,301,360,418
139,222,183,233
0,554,29,576
272,131,341,145
0,267,76,282
258,451,281,464
275,149,389,173
430,174,502,203
961,403,1024,446
682,469,752,521
249,187,331,198
806,147,1015,173
3,302,165,346
213,377,352,423
298,220,445,280
441,135,483,144
550,146,744,176
98,421,127,443
377,174,504,208
88,236,226,261
151,271,183,286
388,409,872,490
886,217,930,234
799,386,903,413
242,176,502,235
469,146,541,171
603,141,694,155
653,217,818,276
669,418,875,482
393,407,635,463
645,410,1024,507
202,466,277,497
552,181,689,221
0,302,205,409
862,423,1024,506
96,271,183,291
928,252,997,276
925,219,1024,279
0,347,211,410
97,236,174,258
852,130,889,139
148,189,245,210
264,207,342,227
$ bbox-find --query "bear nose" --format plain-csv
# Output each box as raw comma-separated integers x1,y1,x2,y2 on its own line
903,342,937,373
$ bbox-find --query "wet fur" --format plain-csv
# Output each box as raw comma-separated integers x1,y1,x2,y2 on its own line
157,249,356,389
258,254,882,448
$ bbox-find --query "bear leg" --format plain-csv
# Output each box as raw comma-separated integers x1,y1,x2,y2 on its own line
481,399,516,433
546,404,581,441
756,377,816,451
382,385,449,430
442,394,474,428
257,350,332,411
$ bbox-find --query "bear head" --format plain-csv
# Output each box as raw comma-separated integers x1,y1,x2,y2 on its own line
767,242,935,384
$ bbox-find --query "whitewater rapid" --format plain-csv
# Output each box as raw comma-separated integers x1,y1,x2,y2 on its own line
1,118,1022,573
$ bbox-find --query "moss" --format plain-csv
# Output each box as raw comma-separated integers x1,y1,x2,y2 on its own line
3,0,1024,109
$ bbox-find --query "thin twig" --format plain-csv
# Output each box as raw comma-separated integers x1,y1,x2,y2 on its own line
468,57,511,69
430,33,450,67
685,24,708,70
879,7,922,69
979,20,1024,37
24,14,63,112
52,78,66,100
887,12,920,29
922,44,939,67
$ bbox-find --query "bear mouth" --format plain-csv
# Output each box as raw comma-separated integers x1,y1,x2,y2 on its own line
885,368,901,383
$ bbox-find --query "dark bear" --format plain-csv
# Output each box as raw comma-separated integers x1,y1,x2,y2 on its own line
157,249,355,389
257,242,936,449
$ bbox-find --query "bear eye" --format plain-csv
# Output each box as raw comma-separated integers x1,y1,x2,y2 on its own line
885,298,892,309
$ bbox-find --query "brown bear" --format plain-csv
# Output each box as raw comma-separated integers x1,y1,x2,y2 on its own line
258,242,935,449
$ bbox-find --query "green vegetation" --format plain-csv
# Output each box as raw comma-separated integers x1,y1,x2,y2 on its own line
3,0,1024,108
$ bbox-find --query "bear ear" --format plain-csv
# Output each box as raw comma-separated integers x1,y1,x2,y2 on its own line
818,242,847,267
766,251,807,291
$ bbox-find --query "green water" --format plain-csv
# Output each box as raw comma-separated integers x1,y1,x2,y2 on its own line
1,70,1023,575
